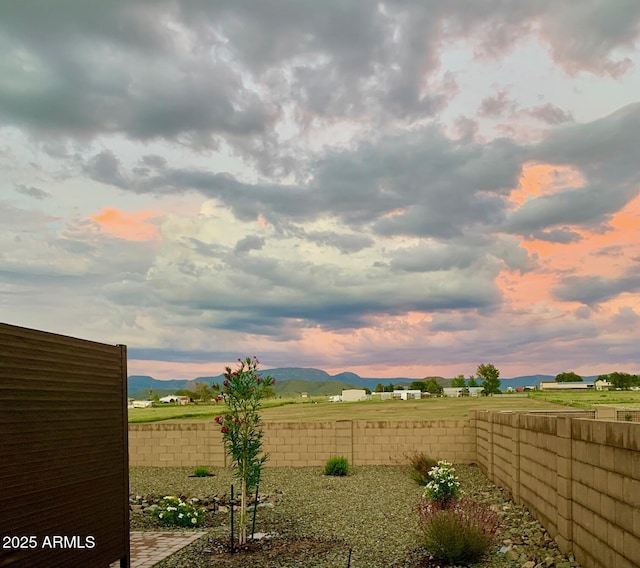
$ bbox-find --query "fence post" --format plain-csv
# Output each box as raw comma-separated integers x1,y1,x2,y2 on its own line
555,416,573,554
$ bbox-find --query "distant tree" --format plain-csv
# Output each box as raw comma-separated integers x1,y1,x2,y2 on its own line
477,363,501,395
424,379,443,394
608,371,635,390
364,387,372,395
375,383,385,393
451,375,466,388
555,371,582,382
195,382,213,402
467,376,479,387
410,380,427,391
383,383,395,392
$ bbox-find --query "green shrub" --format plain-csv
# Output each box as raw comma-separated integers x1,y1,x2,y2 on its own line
324,456,349,476
193,466,211,477
153,496,205,527
409,452,437,486
417,498,498,565
423,460,461,508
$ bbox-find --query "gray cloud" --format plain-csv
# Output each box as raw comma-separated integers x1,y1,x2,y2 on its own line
505,104,640,235
14,184,51,200
305,231,374,254
526,103,574,125
478,91,517,117
552,272,640,305
529,228,582,243
234,235,266,254
2,0,638,157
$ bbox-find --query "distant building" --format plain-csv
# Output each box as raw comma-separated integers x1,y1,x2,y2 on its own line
392,389,422,400
468,387,484,397
443,387,467,397
539,381,594,391
341,389,370,402
594,379,612,391
159,395,190,405
300,392,308,398
129,400,155,408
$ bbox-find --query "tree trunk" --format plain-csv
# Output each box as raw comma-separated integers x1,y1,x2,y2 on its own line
239,476,247,545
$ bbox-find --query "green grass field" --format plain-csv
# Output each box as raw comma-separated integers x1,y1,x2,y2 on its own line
126,391,634,423
528,390,640,409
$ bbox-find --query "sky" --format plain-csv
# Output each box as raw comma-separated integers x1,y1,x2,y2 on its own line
2,1,640,380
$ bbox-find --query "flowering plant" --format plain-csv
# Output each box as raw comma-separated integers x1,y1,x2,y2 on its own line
153,496,205,528
423,460,461,508
212,356,274,545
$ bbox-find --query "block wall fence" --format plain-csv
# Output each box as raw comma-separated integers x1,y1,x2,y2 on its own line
129,409,639,568
472,410,640,568
128,419,475,468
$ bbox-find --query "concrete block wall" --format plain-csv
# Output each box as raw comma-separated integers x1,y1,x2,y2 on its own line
129,422,226,467
473,410,640,568
128,419,475,467
519,414,560,538
569,419,640,568
352,420,475,465
262,421,339,467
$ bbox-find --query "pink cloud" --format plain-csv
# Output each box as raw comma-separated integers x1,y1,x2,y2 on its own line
90,207,161,241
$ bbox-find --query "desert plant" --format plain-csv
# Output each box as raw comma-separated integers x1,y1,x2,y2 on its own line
417,498,499,565
153,496,205,527
193,466,211,477
212,356,274,545
423,460,461,508
409,452,438,486
324,456,349,476
624,413,633,421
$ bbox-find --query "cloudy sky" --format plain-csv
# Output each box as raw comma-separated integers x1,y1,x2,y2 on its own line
2,1,640,380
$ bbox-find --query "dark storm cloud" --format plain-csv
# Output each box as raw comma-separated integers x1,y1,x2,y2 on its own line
552,272,640,305
390,244,479,272
84,150,129,188
529,228,582,243
14,184,51,200
505,104,640,235
304,231,374,254
234,235,266,254
2,0,639,154
91,125,525,235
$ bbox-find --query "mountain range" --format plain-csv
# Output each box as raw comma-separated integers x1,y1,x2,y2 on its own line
127,367,579,398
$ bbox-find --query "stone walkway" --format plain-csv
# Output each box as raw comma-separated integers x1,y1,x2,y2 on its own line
110,531,207,568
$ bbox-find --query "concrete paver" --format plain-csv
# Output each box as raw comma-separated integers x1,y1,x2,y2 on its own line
109,531,206,568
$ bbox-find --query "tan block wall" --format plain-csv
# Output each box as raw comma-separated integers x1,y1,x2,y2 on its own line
472,410,640,568
129,422,226,467
569,419,640,568
352,420,475,465
129,419,475,467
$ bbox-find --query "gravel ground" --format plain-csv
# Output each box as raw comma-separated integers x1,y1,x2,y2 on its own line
129,465,582,568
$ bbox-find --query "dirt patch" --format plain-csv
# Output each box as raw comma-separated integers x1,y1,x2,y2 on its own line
192,536,343,566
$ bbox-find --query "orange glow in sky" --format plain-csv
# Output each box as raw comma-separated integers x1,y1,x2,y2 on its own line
90,208,161,241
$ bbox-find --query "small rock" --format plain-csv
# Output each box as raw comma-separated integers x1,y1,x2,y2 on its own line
522,562,535,568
